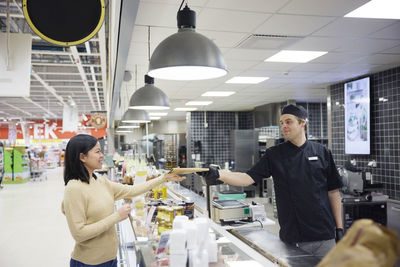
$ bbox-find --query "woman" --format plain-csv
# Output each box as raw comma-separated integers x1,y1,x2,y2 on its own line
62,134,184,267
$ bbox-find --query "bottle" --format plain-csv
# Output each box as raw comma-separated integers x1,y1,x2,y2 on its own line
162,184,167,200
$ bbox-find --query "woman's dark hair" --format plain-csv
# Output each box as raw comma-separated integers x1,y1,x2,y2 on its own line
64,134,98,185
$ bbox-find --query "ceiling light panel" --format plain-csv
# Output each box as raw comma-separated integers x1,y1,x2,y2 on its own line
345,0,400,19
149,112,168,116
174,108,198,111
202,91,236,97
265,50,328,63
225,77,269,84
185,101,213,106
118,125,140,129
149,116,161,120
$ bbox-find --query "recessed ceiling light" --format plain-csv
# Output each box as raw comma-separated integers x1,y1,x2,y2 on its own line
116,130,132,133
202,91,236,97
149,116,161,120
185,101,213,106
118,125,140,129
225,77,269,84
264,50,327,63
345,0,400,19
174,107,198,111
149,112,168,116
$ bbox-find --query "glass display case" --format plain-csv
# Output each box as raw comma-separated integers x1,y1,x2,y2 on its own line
115,181,321,267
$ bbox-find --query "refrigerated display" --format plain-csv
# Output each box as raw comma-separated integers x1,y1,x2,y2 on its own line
0,143,4,188
3,148,13,183
12,146,30,183
3,146,30,184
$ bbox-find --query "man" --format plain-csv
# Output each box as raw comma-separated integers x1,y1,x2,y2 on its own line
204,104,344,259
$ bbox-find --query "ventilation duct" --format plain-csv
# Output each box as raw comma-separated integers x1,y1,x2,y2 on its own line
254,103,281,127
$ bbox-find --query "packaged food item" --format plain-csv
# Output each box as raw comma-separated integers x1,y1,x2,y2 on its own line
184,201,195,219
164,206,174,224
147,202,160,222
172,206,184,217
157,206,166,235
162,185,167,200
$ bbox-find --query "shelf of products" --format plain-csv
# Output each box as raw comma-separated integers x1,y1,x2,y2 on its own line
115,181,277,267
164,134,178,170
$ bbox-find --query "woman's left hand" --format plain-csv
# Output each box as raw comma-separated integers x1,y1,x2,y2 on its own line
164,173,186,182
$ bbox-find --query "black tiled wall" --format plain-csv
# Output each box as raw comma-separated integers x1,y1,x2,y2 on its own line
297,102,327,140
238,111,255,129
330,66,400,200
189,111,254,167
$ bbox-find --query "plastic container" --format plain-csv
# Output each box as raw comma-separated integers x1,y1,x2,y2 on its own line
218,191,246,200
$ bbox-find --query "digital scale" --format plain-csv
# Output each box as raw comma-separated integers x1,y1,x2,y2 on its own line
211,200,252,224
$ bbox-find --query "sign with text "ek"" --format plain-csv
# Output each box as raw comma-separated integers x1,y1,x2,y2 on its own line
33,123,57,139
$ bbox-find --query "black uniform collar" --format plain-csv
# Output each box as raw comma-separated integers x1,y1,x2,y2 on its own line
286,140,308,150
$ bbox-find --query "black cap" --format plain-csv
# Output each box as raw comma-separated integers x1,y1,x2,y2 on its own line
281,104,308,120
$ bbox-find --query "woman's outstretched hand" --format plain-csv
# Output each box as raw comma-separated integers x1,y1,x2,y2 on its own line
117,204,131,220
164,173,186,182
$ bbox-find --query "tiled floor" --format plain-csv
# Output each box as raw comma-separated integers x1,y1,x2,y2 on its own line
0,167,74,267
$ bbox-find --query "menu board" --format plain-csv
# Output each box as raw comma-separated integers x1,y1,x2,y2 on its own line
344,77,370,154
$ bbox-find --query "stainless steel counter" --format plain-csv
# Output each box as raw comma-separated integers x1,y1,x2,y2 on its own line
167,182,321,267
230,228,321,267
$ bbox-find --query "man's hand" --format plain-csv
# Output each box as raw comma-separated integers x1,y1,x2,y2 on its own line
335,228,344,243
198,166,222,186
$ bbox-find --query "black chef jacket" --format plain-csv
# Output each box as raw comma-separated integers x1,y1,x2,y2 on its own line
247,140,343,243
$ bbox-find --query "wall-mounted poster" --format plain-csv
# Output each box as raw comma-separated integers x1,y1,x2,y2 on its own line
344,77,370,154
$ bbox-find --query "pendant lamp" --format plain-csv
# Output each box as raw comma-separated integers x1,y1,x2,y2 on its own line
121,109,150,123
148,3,227,80
128,75,170,110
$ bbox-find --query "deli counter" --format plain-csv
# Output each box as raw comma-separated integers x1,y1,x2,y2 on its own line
115,181,321,267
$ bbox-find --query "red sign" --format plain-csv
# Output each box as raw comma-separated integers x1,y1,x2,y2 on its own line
0,118,107,140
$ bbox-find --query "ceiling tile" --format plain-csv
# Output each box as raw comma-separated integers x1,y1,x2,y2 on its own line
252,62,301,72
224,48,278,61
381,45,400,54
197,8,270,32
286,36,350,51
280,0,369,16
225,59,260,71
197,30,248,48
289,63,339,72
140,0,208,6
313,18,395,37
368,22,400,39
348,54,400,65
206,0,289,13
135,2,202,28
148,27,177,45
254,14,335,36
312,52,367,64
334,38,400,53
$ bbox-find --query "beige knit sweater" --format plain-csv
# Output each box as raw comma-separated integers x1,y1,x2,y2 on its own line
62,175,167,265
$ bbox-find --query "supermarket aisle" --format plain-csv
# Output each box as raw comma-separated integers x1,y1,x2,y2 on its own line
0,167,74,267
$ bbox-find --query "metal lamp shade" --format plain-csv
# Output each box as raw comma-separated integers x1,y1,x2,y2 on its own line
129,84,170,110
121,109,150,123
148,28,227,80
